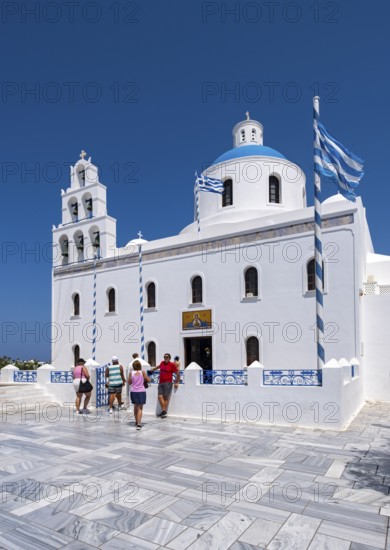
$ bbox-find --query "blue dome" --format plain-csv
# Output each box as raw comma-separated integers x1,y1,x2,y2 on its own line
212,144,286,166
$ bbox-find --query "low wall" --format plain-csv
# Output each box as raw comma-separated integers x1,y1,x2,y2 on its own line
6,361,363,429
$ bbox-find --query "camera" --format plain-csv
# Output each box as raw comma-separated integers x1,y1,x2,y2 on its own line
174,356,179,361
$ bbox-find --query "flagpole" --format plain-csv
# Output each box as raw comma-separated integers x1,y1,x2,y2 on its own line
138,232,145,360
195,173,200,236
92,255,97,361
313,96,325,370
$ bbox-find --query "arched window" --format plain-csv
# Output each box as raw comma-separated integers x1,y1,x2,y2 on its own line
73,293,80,316
269,175,280,204
146,282,156,308
251,128,256,141
307,259,324,291
245,267,258,297
60,236,69,265
241,129,246,142
246,337,259,366
192,276,203,304
108,288,116,313
73,345,80,365
147,341,156,367
222,179,233,207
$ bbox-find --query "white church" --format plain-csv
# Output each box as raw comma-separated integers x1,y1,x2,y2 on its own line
51,114,390,407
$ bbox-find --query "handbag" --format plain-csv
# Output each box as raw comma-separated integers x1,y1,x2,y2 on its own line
78,368,93,393
143,378,149,389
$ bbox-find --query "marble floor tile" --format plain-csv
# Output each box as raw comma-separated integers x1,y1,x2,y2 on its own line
130,516,187,546
318,520,387,548
308,533,351,549
182,504,228,530
0,523,73,549
238,517,281,547
166,526,204,549
185,511,253,550
267,512,321,550
84,502,151,532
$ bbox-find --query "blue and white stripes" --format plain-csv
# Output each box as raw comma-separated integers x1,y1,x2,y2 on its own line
195,176,200,234
92,255,97,361
314,108,364,202
195,172,224,194
138,238,145,360
313,97,325,370
194,172,224,234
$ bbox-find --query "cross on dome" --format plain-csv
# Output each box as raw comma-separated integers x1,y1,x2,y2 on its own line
137,231,143,239
246,111,250,120
80,150,87,160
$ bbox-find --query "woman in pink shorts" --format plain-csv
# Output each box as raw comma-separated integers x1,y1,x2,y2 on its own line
128,360,150,430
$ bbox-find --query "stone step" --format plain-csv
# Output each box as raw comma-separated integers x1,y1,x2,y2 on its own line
0,383,55,415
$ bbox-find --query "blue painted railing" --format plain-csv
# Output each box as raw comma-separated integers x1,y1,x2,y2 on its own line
148,370,185,384
95,363,110,408
263,370,322,386
200,370,247,385
51,371,73,383
13,371,37,383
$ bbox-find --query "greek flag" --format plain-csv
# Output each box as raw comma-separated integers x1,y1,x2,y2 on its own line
195,172,224,195
314,111,364,202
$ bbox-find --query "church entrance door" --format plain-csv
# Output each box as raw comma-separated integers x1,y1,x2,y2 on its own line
184,337,212,370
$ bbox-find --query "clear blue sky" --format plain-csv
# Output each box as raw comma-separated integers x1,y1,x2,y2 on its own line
1,0,389,360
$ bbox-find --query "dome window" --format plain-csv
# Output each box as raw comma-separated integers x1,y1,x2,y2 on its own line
241,129,246,142
269,176,280,204
222,179,233,207
251,128,256,141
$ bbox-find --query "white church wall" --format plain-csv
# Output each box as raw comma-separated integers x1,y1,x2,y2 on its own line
52,215,362,372
362,295,390,401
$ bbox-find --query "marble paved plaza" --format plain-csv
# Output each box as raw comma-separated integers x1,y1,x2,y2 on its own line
0,402,389,550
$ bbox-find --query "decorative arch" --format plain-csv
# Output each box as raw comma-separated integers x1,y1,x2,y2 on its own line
73,230,84,262
68,196,79,222
82,192,93,219
88,225,100,258
59,234,69,265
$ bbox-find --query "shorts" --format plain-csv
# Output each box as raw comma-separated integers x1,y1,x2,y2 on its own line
108,385,123,394
130,391,146,405
158,382,173,398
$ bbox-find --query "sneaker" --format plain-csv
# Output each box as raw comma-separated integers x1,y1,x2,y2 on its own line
77,410,83,415
136,424,142,430
82,409,90,415
109,408,113,414
119,404,126,411
160,411,167,418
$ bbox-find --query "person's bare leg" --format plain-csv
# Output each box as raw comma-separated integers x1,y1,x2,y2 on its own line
109,394,115,409
75,393,82,411
158,395,165,410
83,392,91,409
137,405,143,425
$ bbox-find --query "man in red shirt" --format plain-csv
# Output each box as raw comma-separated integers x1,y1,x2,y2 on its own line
150,353,180,418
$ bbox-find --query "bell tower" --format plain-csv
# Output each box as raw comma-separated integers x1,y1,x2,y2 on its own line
53,151,117,267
